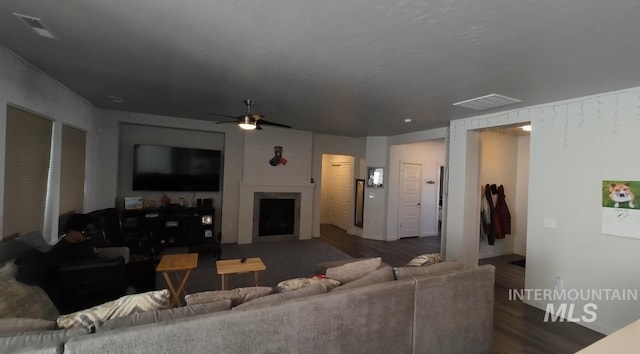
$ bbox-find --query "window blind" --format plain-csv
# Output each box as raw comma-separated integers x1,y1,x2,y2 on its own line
3,106,53,238
59,124,86,218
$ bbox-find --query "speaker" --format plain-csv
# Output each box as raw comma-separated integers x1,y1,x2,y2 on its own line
203,198,213,209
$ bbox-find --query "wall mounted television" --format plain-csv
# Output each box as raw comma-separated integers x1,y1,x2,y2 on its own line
133,144,221,191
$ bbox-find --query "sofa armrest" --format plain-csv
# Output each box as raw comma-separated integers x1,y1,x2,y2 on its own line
97,247,130,263
56,257,128,313
59,256,125,273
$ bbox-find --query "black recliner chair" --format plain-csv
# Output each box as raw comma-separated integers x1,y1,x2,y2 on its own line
55,255,127,314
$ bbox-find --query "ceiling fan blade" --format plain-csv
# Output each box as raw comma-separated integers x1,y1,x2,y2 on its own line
258,119,292,129
206,112,239,119
214,119,239,125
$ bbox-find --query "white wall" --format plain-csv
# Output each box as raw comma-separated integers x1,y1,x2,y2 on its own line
387,140,445,240
446,86,640,335
0,46,99,242
362,136,388,240
243,129,313,185
478,131,517,258
514,135,530,255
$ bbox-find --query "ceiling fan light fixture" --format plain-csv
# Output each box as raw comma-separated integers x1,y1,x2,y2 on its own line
239,116,257,130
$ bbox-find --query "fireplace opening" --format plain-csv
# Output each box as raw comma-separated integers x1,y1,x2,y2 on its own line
253,192,301,241
259,199,295,236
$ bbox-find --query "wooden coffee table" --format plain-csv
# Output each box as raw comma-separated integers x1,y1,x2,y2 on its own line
156,253,198,307
216,257,266,290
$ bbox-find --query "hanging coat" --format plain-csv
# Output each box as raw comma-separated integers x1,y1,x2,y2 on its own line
483,184,502,245
494,185,512,237
480,186,493,244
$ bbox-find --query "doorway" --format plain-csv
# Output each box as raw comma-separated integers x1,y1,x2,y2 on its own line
320,154,355,232
388,140,445,241
477,124,530,259
398,163,422,238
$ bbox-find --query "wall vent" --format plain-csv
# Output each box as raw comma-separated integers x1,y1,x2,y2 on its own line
453,94,521,110
13,13,58,40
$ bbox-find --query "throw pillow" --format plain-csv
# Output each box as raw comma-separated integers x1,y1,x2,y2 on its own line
332,265,395,292
235,283,328,311
325,257,382,284
393,261,463,280
276,277,340,292
97,299,232,332
0,318,56,335
405,253,441,267
0,271,59,321
56,289,171,329
184,287,273,307
0,261,17,280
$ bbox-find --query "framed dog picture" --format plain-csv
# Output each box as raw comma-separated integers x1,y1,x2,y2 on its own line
601,180,640,239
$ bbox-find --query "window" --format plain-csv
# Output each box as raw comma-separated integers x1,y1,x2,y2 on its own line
59,124,86,221
3,106,53,237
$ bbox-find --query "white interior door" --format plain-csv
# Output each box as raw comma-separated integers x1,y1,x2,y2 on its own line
398,163,422,238
329,162,352,230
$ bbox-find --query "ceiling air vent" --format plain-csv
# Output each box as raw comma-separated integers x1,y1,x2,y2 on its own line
453,94,521,111
109,96,124,103
13,13,58,40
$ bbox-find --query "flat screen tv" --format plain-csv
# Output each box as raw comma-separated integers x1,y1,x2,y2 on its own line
133,144,221,191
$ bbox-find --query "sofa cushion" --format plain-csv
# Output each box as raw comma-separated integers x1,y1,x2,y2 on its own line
325,257,382,284
234,283,328,311
56,289,171,329
314,258,359,274
393,261,463,280
97,299,232,332
0,262,59,321
0,232,52,266
185,287,273,307
332,265,395,292
276,277,340,292
405,253,441,267
0,327,88,354
0,318,56,335
15,232,52,253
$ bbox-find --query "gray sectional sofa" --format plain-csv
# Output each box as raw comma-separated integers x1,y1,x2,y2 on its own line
59,264,495,354
1,237,495,354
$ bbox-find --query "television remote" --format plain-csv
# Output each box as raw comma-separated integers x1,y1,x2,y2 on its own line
241,257,247,263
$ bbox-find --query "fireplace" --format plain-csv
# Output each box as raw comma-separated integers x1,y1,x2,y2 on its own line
253,192,301,241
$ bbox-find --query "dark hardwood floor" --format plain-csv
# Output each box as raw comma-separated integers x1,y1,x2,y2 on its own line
319,224,605,353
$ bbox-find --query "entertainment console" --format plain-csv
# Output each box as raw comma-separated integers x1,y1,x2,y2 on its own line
121,207,218,250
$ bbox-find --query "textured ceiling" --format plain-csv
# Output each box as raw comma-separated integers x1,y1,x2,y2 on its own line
1,0,639,137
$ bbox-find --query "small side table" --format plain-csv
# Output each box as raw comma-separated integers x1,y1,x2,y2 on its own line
156,253,198,307
216,257,266,290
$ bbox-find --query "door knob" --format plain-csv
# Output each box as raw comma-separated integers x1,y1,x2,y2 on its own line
417,203,421,206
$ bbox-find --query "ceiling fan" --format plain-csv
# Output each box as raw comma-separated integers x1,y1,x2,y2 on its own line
207,99,292,130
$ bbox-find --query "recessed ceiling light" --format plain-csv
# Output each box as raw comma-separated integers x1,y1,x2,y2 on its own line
404,118,412,123
109,96,124,103
521,125,532,132
453,94,522,111
13,13,58,40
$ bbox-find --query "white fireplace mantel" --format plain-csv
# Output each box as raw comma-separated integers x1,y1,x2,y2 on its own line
237,181,315,244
